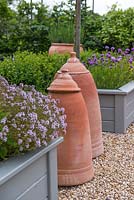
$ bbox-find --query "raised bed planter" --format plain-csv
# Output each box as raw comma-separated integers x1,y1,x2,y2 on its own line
98,81,134,133
0,137,63,200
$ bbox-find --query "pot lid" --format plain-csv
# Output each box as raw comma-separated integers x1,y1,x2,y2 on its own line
60,52,89,74
47,69,81,92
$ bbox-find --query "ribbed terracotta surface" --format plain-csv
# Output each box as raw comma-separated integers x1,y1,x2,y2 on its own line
58,52,104,158
49,43,83,55
48,70,94,186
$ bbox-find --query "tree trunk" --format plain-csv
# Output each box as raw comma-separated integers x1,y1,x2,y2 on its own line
30,0,33,21
74,0,81,58
92,0,94,13
85,0,87,9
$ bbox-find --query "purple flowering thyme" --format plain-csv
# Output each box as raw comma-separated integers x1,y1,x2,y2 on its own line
0,76,67,160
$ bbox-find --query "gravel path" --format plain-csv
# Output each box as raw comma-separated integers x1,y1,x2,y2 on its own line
59,123,134,200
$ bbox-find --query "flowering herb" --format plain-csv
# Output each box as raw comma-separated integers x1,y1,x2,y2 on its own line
0,76,67,160
105,46,109,51
111,47,115,52
81,47,134,89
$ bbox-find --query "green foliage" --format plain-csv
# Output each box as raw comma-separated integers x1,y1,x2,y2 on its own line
0,145,8,160
16,1,51,53
81,5,134,51
100,5,134,49
49,22,74,43
0,0,51,56
48,1,74,43
82,12,103,50
0,0,17,55
0,51,68,92
4,0,134,94
1,1,134,55
48,0,90,44
0,111,8,121
81,48,134,89
89,63,132,89
0,49,134,92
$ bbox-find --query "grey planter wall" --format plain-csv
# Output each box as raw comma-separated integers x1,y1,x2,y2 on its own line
98,81,134,133
0,137,63,200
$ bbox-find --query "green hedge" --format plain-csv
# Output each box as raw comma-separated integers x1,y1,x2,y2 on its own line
0,51,68,93
0,49,134,91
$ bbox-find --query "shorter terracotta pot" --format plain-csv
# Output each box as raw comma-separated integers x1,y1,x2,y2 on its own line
49,43,83,55
48,69,94,186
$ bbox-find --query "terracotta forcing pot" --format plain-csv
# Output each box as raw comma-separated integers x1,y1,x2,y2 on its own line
47,70,94,186
48,43,83,55
56,52,104,158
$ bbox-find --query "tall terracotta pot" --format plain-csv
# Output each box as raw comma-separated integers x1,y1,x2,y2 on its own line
47,70,94,186
56,52,104,158
48,43,83,55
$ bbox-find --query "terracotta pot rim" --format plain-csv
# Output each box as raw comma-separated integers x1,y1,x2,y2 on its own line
58,71,89,75
51,43,83,47
47,88,81,92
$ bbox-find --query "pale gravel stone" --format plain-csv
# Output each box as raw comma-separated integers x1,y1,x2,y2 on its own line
59,123,134,200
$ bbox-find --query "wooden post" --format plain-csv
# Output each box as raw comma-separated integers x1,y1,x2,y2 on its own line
30,0,33,21
74,0,81,58
92,0,94,13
